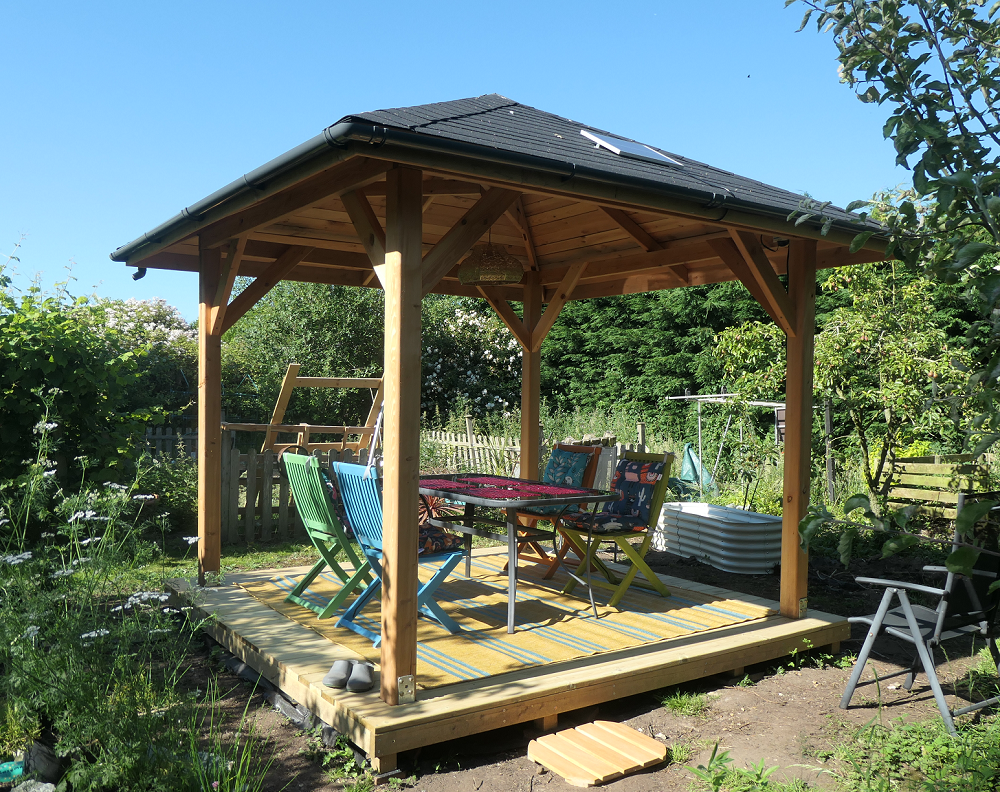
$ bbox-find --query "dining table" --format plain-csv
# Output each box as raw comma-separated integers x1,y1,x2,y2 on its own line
417,473,618,633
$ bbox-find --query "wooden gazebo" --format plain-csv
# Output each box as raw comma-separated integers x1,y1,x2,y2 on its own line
112,94,883,712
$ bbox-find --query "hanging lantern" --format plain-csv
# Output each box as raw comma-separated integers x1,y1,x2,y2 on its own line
456,243,524,286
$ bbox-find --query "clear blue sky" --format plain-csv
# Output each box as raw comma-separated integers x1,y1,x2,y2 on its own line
2,1,907,322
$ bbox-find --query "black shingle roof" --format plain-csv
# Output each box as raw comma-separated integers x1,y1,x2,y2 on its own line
341,94,861,226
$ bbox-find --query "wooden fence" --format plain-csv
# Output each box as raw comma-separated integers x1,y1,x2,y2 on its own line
212,423,650,545
219,442,377,545
423,430,523,476
144,426,198,457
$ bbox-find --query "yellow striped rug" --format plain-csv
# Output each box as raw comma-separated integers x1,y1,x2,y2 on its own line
239,552,775,690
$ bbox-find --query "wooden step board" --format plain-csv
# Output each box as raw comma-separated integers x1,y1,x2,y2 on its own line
527,720,667,787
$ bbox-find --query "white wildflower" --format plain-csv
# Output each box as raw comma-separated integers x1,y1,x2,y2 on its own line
79,629,110,640
133,494,156,501
71,557,92,566
41,531,54,538
50,569,75,579
33,421,58,434
23,626,40,639
2,552,32,565
79,536,102,546
182,536,199,545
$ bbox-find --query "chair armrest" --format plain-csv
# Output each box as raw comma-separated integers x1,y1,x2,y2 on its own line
923,564,997,579
854,577,947,596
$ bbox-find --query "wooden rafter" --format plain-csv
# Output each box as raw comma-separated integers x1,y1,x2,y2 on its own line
220,246,313,333
728,229,796,336
707,237,785,329
531,262,587,352
342,190,387,287
209,236,246,336
477,285,530,349
198,158,391,249
365,177,483,196
420,187,520,295
505,196,539,271
599,206,663,252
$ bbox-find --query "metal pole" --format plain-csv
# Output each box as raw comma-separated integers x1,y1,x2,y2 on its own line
825,398,835,503
697,400,704,498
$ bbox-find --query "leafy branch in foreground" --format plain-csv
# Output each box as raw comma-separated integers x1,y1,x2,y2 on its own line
790,0,1000,455
799,492,998,578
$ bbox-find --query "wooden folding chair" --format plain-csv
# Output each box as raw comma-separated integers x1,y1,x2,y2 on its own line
559,451,674,608
334,462,464,647
508,443,604,574
282,453,373,619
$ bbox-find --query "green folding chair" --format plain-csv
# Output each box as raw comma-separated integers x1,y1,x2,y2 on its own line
282,453,373,619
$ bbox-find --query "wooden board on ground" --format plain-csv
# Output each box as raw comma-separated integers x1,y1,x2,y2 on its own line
528,720,667,787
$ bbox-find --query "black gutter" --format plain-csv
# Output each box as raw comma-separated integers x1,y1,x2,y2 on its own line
111,121,882,264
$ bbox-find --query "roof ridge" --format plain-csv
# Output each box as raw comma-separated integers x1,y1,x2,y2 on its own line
412,97,520,131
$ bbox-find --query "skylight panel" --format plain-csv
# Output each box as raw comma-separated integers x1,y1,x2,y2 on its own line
580,129,684,168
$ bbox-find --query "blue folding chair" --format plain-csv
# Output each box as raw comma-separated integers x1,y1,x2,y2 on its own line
333,462,464,646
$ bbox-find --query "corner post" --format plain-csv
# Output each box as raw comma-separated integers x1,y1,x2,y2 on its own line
380,166,423,704
520,271,542,480
780,239,817,618
198,245,224,585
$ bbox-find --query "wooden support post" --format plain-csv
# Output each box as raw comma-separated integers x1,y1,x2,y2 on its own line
380,166,423,705
520,270,542,480
198,246,224,585
780,239,816,619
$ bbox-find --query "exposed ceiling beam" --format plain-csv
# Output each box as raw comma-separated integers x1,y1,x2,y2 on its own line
341,190,387,287
198,157,390,249
221,246,313,333
531,261,587,352
477,285,530,349
708,236,790,333
599,206,663,252
365,177,483,196
729,229,796,336
505,196,539,271
420,187,520,295
210,236,246,336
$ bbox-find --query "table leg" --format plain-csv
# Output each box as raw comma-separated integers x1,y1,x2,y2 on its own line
463,503,474,578
507,506,518,633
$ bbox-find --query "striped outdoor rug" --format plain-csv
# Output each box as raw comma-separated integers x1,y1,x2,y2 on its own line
239,552,775,689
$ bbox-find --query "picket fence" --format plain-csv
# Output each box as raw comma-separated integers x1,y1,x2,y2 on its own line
213,426,649,546
424,430,523,476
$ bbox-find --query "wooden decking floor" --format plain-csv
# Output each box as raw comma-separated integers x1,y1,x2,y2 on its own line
168,548,848,766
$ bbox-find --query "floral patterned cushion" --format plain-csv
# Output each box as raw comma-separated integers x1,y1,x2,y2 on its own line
522,448,591,516
418,524,464,554
601,458,666,523
560,511,648,534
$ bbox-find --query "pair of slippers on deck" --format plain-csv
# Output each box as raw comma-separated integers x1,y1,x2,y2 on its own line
323,659,375,692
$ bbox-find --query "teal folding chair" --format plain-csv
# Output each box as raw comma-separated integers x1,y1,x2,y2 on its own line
333,461,463,647
282,453,373,619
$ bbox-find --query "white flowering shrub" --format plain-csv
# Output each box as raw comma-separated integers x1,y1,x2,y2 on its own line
422,296,521,420
87,298,198,413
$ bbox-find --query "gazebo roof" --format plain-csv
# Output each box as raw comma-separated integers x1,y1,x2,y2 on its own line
111,94,884,312
344,94,862,228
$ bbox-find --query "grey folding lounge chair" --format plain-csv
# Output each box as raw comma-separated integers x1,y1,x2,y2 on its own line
840,495,1000,734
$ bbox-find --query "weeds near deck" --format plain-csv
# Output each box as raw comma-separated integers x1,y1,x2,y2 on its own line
661,690,711,717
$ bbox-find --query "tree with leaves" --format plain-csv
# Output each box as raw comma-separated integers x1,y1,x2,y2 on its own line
715,260,970,509
791,0,1000,572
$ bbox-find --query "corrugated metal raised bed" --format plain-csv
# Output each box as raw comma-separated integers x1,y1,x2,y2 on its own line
653,502,782,575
